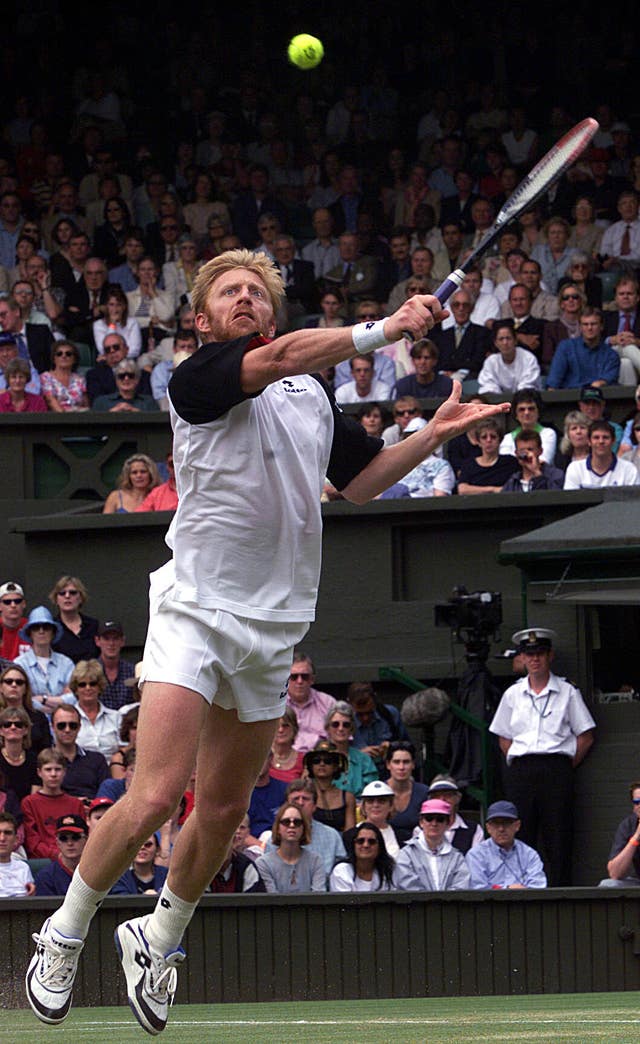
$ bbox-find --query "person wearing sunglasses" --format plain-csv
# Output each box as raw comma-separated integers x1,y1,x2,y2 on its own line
51,705,109,801
40,339,88,412
255,803,325,893
111,833,169,896
600,781,640,888
541,282,586,368
329,820,394,892
0,663,52,755
14,606,74,714
34,814,88,897
0,706,38,802
285,650,336,753
48,574,99,665
21,748,86,859
92,358,159,413
0,581,30,663
68,660,122,759
323,702,378,799
381,395,423,447
302,739,355,834
393,798,471,891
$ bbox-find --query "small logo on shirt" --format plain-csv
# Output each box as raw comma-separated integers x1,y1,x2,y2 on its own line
282,379,307,395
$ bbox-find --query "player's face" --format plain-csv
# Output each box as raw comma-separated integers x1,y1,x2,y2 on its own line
196,268,276,342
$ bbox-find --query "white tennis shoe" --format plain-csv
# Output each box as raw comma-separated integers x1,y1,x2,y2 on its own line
114,915,185,1035
25,916,84,1024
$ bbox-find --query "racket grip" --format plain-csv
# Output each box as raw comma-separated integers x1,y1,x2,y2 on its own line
402,270,466,342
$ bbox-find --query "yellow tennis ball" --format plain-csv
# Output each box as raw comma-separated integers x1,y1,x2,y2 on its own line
288,34,324,70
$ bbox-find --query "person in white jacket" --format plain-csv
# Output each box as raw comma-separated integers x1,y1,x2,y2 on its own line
393,798,471,890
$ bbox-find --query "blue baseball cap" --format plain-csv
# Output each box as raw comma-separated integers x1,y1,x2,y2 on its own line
486,800,519,821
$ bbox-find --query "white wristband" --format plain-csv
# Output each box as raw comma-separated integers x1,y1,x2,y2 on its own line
352,319,388,354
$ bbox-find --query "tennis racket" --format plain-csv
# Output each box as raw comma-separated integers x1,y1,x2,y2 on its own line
406,116,599,336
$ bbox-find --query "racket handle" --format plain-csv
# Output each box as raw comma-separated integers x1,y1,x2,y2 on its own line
402,270,466,342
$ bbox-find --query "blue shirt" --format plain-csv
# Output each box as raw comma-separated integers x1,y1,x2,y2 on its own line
34,858,73,896
15,648,74,706
111,864,168,894
466,836,547,889
248,777,288,835
108,263,139,292
546,336,620,389
392,373,454,400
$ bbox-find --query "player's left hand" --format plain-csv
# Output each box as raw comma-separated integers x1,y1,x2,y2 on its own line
430,382,510,442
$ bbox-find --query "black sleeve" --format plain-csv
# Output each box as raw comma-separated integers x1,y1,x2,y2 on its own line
312,375,384,490
168,335,267,424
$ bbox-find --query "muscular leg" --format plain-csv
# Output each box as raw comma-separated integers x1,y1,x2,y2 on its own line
76,683,208,892
166,703,277,902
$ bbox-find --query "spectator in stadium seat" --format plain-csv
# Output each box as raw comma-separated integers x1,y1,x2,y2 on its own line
15,606,74,713
600,781,640,887
255,803,326,893
0,811,35,896
150,329,199,411
0,663,51,755
346,681,410,773
208,818,266,893
0,358,47,412
466,800,547,889
285,651,335,753
343,779,400,858
49,574,100,665
0,706,39,802
247,752,287,838
21,748,85,858
267,778,347,876
0,584,31,668
392,339,453,401
501,430,565,492
546,310,620,390
40,340,89,412
70,659,122,759
457,418,518,494
269,707,305,784
34,813,88,895
102,454,160,514
135,452,179,513
92,358,159,413
93,285,142,359
93,621,136,710
477,320,541,395
385,740,429,846
303,739,356,834
426,774,484,854
329,820,395,891
111,833,168,895
393,798,471,890
324,703,378,798
564,420,639,489
51,704,109,801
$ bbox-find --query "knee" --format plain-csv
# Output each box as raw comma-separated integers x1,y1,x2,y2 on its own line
125,788,182,836
193,795,248,837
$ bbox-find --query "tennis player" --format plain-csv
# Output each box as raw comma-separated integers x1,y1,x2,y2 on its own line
26,249,508,1034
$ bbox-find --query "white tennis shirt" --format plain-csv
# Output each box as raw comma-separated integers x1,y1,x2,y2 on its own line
166,335,382,622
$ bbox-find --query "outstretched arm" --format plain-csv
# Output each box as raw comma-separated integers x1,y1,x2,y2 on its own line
341,382,510,504
239,294,449,392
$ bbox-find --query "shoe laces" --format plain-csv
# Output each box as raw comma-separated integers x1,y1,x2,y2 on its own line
148,951,182,1006
31,930,80,989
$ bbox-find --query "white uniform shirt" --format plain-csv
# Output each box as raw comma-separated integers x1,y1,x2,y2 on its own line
477,347,541,394
489,671,595,764
335,378,393,404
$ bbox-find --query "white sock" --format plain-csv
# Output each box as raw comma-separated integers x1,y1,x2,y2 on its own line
49,869,109,940
144,883,197,955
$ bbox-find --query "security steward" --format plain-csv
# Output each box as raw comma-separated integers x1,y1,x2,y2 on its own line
489,627,595,886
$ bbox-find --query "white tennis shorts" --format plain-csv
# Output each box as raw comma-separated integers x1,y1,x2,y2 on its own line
140,562,309,722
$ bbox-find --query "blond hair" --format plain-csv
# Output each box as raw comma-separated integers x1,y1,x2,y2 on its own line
191,249,284,318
